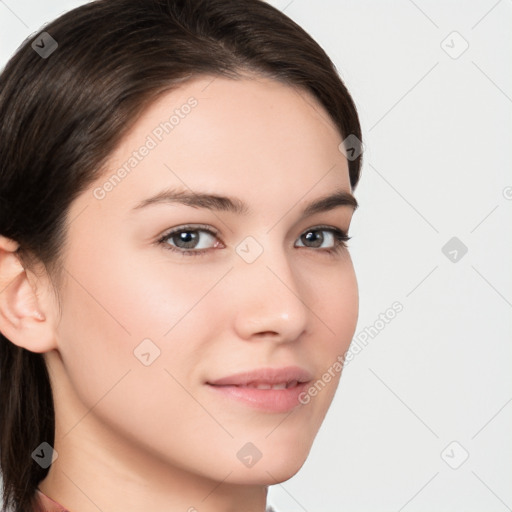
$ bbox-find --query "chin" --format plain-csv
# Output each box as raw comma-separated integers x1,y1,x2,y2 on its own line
228,458,308,486
224,436,313,486
262,456,308,484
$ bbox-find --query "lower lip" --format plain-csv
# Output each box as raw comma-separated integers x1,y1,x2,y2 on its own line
206,382,309,413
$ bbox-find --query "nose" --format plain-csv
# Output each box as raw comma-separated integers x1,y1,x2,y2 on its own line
231,242,310,343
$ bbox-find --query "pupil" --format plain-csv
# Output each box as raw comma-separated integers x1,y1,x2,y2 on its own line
177,231,197,248
304,230,322,248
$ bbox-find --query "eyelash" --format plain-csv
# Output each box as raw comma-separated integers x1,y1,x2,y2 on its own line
156,223,351,257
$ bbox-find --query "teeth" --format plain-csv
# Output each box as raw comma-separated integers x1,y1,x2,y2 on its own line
246,382,292,390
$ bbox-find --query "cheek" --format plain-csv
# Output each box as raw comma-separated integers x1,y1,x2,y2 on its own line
308,253,359,356
59,238,208,342
54,235,227,406
54,244,199,405
327,259,358,350
54,252,220,470
302,256,358,406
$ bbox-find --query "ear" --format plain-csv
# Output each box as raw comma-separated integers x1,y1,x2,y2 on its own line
0,235,58,353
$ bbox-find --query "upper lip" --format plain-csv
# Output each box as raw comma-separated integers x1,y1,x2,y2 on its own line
207,366,313,387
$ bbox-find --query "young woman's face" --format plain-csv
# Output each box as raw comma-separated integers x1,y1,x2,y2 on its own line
47,74,358,487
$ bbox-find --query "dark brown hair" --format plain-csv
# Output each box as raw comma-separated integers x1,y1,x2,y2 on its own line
0,0,362,510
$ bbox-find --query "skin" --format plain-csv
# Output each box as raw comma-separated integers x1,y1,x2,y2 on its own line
0,74,358,512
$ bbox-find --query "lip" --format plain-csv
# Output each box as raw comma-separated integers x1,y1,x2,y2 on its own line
206,366,313,413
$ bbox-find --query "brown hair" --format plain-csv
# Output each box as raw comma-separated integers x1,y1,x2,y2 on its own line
0,0,362,510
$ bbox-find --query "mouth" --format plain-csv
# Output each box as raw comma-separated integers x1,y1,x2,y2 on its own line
206,366,313,413
226,380,301,390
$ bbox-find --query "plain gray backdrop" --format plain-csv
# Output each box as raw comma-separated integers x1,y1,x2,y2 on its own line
1,1,511,511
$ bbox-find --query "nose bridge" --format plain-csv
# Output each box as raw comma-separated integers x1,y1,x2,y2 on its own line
231,234,309,341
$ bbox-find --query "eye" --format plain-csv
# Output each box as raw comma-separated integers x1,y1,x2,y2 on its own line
295,226,351,255
157,224,220,256
156,224,351,257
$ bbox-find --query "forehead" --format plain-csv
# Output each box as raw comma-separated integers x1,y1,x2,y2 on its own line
73,74,351,220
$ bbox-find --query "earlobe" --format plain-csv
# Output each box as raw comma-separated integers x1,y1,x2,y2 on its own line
0,235,56,353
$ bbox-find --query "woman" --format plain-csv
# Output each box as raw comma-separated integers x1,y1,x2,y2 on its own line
0,0,363,511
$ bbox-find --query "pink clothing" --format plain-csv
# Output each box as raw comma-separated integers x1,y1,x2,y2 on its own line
34,489,70,512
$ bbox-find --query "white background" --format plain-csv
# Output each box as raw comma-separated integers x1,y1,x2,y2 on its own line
1,1,511,511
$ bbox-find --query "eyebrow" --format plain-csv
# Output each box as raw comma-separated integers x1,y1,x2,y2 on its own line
130,186,358,217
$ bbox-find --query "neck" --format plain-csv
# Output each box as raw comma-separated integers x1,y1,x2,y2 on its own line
38,352,270,512
38,444,269,512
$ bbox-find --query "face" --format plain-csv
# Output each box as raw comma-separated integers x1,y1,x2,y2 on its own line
47,74,358,486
